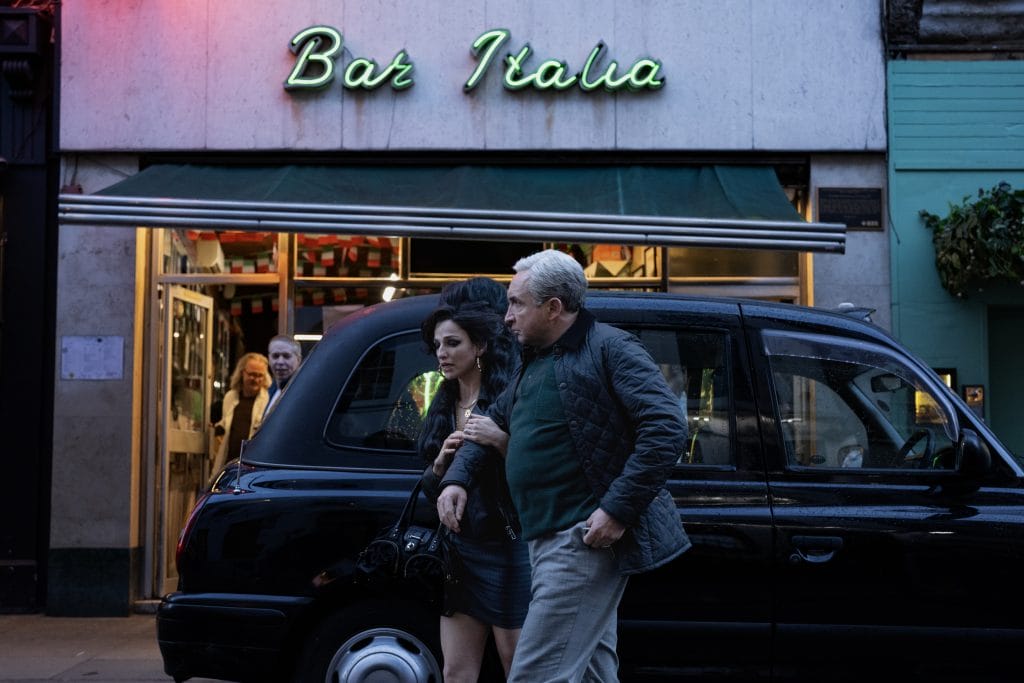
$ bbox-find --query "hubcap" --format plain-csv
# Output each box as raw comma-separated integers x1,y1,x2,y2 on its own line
326,627,441,683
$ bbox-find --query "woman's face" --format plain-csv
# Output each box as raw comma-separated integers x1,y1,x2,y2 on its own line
433,319,483,382
241,359,267,397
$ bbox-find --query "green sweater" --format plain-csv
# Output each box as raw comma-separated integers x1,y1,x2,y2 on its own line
505,351,598,540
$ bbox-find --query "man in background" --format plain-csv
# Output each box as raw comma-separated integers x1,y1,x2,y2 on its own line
265,335,302,415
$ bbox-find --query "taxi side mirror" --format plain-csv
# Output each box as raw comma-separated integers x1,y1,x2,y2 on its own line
957,428,991,479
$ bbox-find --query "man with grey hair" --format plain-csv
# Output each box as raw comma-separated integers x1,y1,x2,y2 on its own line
438,249,690,682
264,334,302,415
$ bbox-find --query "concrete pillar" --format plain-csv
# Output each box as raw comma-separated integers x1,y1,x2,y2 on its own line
49,156,143,616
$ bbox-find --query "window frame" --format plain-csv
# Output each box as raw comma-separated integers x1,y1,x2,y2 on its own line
622,324,739,471
322,321,742,471
323,328,436,455
762,330,960,473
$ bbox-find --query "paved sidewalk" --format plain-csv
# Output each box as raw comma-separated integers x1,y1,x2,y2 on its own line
0,613,219,683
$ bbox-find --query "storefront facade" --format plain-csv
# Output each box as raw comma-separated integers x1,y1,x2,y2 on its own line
885,2,1024,459
52,1,887,614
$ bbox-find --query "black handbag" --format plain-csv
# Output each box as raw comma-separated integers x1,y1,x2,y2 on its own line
357,479,456,585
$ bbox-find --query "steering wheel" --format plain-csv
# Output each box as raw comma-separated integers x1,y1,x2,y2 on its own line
897,429,933,467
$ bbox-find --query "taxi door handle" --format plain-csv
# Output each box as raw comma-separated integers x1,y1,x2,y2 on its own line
789,535,844,564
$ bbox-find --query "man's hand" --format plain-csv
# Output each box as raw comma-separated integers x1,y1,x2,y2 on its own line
583,507,626,549
436,484,468,533
463,415,509,455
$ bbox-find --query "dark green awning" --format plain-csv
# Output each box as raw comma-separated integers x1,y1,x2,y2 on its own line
58,164,845,252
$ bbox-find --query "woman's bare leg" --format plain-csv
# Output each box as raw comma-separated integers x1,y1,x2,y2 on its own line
440,612,490,683
492,626,522,677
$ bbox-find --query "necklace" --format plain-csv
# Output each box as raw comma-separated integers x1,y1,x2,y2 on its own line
457,399,478,422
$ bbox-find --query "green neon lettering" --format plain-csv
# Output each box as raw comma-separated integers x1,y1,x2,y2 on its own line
627,59,664,91
579,42,607,91
503,45,535,90
599,61,631,92
342,51,415,90
389,50,415,90
285,26,342,90
285,26,660,96
579,42,630,92
464,28,510,91
534,60,577,90
344,58,382,89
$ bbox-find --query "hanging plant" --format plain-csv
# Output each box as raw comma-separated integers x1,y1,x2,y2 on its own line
919,182,1024,298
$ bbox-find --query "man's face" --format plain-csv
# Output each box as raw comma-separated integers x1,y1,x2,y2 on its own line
242,359,267,397
505,272,550,348
268,340,300,385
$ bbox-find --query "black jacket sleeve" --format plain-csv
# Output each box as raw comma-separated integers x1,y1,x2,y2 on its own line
440,379,515,491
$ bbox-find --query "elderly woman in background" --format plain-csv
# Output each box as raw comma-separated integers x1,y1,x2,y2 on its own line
211,352,271,477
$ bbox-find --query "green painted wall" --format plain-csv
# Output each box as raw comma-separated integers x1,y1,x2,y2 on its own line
990,308,1024,456
888,60,1024,439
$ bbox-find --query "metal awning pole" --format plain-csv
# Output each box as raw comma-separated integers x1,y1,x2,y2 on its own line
59,193,846,233
58,194,847,253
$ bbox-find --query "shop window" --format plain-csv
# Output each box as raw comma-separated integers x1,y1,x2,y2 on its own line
409,239,543,277
668,247,797,279
294,285,438,338
555,243,661,280
162,229,278,275
295,234,399,279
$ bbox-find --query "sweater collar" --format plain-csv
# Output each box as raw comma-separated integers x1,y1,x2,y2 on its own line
524,307,595,360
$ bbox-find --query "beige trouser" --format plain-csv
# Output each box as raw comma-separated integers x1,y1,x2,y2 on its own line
508,521,629,683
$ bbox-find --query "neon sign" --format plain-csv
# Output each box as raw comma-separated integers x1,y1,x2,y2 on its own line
284,27,664,95
285,26,414,91
464,29,664,93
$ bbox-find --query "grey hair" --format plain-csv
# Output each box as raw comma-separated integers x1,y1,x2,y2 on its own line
228,352,271,393
512,249,588,312
268,334,302,359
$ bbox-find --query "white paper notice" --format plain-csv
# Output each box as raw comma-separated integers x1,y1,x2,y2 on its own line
61,336,125,380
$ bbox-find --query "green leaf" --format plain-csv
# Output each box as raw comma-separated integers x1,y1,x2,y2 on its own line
921,182,1024,298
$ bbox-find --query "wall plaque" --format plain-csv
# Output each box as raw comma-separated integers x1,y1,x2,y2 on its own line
61,335,124,380
818,187,883,230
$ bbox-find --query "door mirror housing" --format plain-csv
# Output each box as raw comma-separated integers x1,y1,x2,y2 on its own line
957,428,991,479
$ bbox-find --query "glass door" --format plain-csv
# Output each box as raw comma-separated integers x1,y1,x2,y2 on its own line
158,286,214,595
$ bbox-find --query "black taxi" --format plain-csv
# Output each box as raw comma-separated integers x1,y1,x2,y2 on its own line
158,292,1024,683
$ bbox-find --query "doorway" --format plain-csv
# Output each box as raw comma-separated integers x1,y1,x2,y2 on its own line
158,286,214,595
989,307,1024,458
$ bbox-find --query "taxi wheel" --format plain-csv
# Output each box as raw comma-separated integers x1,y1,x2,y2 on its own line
294,600,442,683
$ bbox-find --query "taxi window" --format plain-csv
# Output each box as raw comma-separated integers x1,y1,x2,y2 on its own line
326,325,734,464
764,331,957,470
630,328,734,466
326,332,437,451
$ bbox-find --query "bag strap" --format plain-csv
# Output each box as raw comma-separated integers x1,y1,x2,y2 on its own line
386,479,423,541
427,523,448,552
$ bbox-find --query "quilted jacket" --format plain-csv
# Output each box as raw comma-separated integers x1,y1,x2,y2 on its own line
443,308,691,575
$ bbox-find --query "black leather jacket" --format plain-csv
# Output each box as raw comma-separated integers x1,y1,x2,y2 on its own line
421,400,520,543
443,308,691,574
